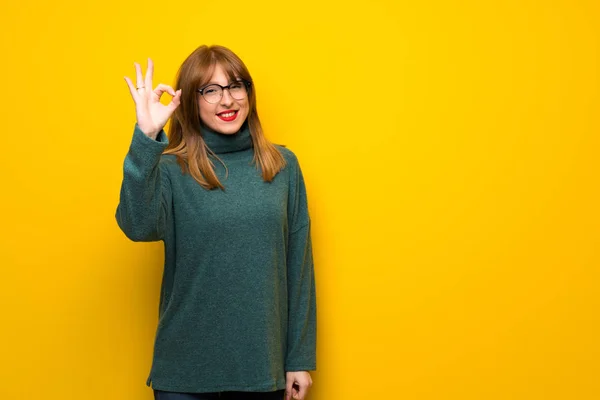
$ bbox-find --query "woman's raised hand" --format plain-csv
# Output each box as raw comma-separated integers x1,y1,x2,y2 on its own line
124,58,182,140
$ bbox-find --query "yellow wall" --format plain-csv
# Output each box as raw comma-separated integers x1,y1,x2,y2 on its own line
1,0,598,399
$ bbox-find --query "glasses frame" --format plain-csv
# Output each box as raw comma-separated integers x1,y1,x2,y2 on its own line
196,80,252,104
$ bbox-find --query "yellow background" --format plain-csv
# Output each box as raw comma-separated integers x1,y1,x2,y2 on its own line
1,0,598,399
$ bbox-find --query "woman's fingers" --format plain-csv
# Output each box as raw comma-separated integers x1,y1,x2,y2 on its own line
124,76,138,101
151,84,181,115
135,62,144,90
145,58,154,92
152,84,181,114
125,60,180,131
296,382,308,400
285,379,293,400
166,89,182,112
152,84,177,100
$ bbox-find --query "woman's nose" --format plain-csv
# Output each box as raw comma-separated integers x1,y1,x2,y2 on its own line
220,88,234,106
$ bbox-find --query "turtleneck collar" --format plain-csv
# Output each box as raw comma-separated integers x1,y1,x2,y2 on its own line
200,121,253,154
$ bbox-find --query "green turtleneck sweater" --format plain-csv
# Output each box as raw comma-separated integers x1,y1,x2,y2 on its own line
115,122,316,393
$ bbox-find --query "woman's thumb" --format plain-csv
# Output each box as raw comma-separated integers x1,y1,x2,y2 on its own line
168,89,182,111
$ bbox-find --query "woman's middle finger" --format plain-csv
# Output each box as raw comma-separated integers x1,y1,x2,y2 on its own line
145,58,154,92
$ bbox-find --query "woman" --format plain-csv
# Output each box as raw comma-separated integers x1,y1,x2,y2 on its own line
116,45,316,400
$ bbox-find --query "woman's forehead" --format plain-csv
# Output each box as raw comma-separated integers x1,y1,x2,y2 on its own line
205,63,240,85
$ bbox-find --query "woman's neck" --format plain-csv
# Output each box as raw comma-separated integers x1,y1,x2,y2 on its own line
200,121,253,154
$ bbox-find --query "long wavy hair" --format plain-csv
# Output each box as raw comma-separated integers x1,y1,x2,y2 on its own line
163,45,286,190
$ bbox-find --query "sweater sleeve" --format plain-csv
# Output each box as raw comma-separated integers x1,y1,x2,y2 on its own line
285,155,317,372
115,124,171,242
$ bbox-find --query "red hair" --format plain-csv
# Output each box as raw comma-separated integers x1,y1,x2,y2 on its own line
164,45,286,190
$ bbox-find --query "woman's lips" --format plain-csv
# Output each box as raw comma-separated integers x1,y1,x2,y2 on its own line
217,110,238,122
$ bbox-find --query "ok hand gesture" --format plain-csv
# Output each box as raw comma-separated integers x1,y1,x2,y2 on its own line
124,58,181,140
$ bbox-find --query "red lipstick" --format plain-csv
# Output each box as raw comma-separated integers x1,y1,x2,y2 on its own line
217,110,238,122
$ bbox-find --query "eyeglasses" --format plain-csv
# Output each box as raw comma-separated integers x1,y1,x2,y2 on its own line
196,80,251,104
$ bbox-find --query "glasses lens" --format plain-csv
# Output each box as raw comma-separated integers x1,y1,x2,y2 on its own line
202,85,222,104
229,81,247,100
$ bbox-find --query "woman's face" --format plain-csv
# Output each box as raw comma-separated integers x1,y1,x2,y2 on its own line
198,64,250,135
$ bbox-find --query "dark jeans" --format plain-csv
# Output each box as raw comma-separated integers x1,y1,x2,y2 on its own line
153,389,286,400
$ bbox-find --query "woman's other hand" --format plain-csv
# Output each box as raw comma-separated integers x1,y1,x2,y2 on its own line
124,58,181,140
285,371,313,400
